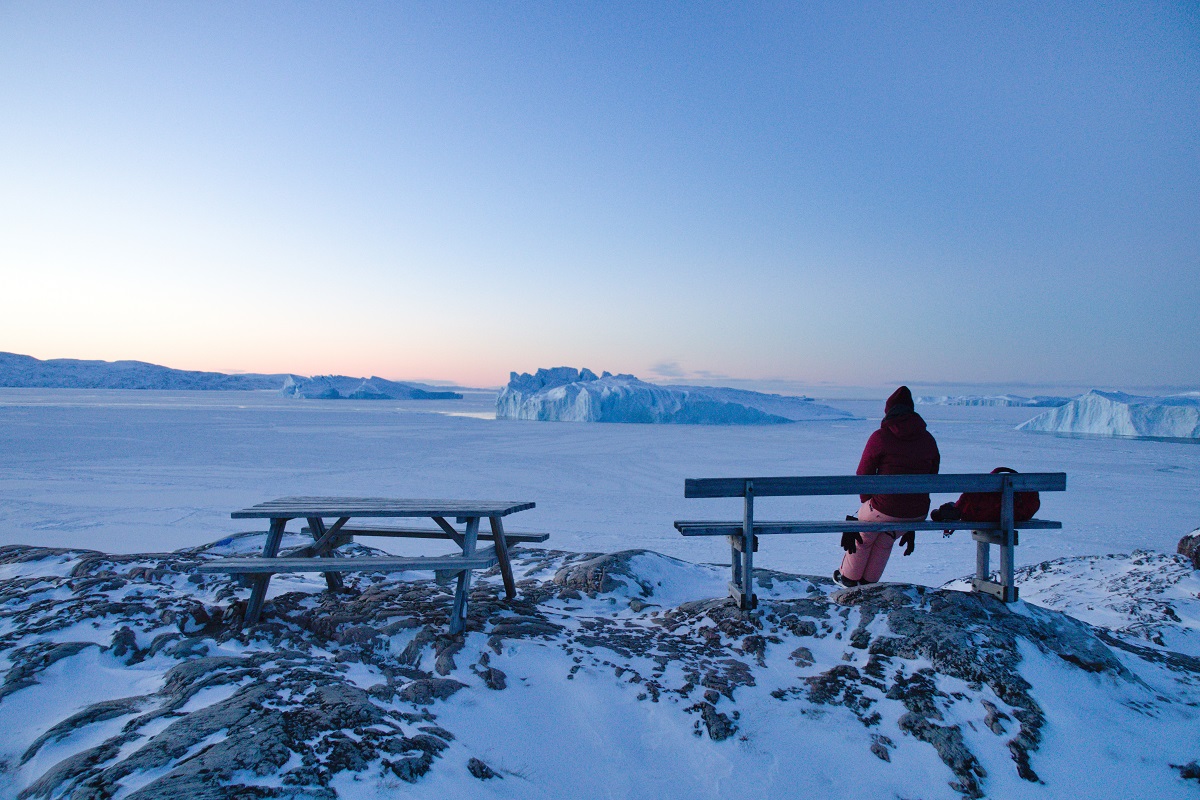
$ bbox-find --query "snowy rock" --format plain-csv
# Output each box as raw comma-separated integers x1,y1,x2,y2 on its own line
1,541,1198,799
1178,530,1200,570
496,367,856,424
917,394,1072,407
1017,389,1200,439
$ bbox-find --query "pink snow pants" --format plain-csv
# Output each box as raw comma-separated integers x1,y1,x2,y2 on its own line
839,501,924,583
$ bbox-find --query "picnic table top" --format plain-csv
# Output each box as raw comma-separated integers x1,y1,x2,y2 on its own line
231,497,536,520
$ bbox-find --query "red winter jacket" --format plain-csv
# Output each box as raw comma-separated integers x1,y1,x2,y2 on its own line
857,411,941,518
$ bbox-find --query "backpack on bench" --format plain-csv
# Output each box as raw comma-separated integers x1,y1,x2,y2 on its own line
931,467,1041,528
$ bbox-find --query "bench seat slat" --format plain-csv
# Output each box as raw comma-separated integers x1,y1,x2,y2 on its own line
674,519,1061,536
196,548,499,575
299,525,549,543
685,473,1066,498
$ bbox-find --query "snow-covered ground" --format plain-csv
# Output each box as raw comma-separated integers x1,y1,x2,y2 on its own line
1018,390,1200,440
0,388,1196,587
0,541,1196,799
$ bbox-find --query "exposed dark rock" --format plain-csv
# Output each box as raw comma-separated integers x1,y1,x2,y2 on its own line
467,756,500,779
1178,531,1200,570
899,712,987,798
789,646,814,667
1172,760,1200,781
399,678,467,705
688,701,737,741
552,550,659,596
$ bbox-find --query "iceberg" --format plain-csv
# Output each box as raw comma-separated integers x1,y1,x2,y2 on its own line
280,374,462,400
1017,390,1200,440
496,367,857,424
917,394,1071,407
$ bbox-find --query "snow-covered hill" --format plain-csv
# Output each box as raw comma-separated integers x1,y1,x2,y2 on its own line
1,538,1196,799
496,368,857,424
0,352,464,400
1017,390,1200,440
0,352,285,390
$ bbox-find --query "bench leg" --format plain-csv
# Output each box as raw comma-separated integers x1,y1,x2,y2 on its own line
733,484,757,611
999,531,1018,602
490,516,517,600
449,517,480,634
245,517,286,624
975,536,990,584
730,539,742,587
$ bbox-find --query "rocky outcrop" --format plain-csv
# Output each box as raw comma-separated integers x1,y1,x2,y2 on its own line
0,541,1195,799
1179,530,1200,570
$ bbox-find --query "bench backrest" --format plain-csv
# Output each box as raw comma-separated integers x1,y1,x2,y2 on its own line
684,472,1066,498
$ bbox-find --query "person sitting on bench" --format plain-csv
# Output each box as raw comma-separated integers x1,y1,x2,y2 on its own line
835,386,940,587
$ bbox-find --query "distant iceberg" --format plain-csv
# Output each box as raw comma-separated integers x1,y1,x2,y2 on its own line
496,367,857,424
1017,390,1200,440
281,375,463,401
918,394,1071,407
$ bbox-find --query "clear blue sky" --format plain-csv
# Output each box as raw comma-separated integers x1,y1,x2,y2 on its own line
1,2,1196,388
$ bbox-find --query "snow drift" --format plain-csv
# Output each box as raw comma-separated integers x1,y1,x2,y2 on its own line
1017,390,1200,440
496,367,856,424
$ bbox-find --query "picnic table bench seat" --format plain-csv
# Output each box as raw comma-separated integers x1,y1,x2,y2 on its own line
675,472,1066,608
195,547,502,576
200,497,538,633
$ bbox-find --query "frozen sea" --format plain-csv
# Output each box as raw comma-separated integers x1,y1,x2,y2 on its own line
0,387,1196,588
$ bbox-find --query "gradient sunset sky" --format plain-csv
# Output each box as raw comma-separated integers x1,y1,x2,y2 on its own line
2,2,1197,389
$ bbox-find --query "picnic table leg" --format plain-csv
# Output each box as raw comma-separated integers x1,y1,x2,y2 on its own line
307,517,347,593
489,515,517,599
245,517,286,624
449,517,480,634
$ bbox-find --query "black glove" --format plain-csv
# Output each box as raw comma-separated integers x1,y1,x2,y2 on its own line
930,502,961,523
841,515,862,554
899,531,915,556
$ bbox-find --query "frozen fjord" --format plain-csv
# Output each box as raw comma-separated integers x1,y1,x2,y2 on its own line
0,388,1197,588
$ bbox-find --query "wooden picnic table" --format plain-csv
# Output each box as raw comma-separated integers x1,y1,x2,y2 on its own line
196,497,540,633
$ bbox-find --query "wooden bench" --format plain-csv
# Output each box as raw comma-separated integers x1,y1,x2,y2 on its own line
196,497,539,633
674,473,1066,608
